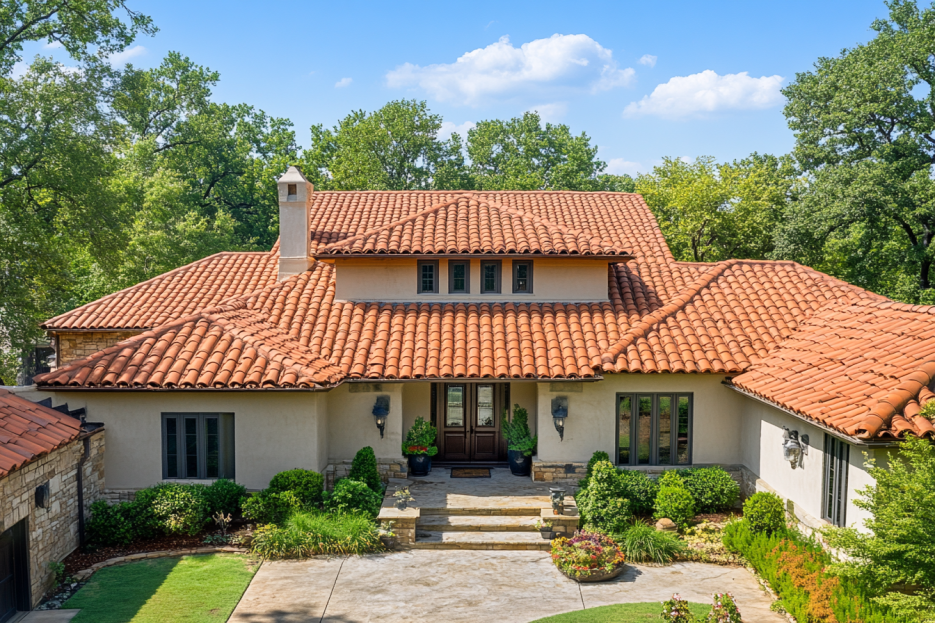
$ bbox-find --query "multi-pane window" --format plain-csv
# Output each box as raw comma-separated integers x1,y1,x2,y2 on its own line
417,260,439,293
481,260,501,293
162,413,234,479
448,261,470,294
512,261,533,294
823,435,849,526
617,394,691,466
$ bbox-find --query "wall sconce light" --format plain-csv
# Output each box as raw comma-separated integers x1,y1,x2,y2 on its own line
35,482,50,509
372,395,390,439
782,426,808,468
551,396,568,442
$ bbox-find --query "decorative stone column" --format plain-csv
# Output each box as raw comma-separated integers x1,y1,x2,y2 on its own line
541,507,579,537
376,507,420,546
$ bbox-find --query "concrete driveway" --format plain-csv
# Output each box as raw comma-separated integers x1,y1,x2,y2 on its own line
229,550,784,623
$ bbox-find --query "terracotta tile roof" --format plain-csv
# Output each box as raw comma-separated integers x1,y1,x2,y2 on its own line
316,194,631,257
0,389,81,478
730,299,935,440
36,300,343,389
42,251,278,330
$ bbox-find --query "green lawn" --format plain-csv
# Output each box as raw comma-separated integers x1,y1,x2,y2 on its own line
531,602,710,622
64,554,257,623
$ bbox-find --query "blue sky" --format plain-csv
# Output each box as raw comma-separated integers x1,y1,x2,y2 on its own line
22,0,888,175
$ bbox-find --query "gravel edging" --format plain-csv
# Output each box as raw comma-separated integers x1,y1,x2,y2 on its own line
72,546,249,580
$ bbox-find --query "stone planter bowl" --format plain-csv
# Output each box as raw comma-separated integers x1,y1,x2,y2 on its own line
380,535,398,551
560,564,626,583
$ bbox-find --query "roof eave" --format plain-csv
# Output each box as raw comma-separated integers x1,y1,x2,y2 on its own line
314,253,634,261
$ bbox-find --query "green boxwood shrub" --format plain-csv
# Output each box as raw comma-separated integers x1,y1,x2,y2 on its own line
146,482,210,536
680,467,740,513
578,461,631,535
204,478,247,516
743,491,785,534
578,450,612,491
657,469,686,489
268,468,324,507
86,500,135,547
617,469,659,516
242,490,303,525
619,521,685,564
348,446,383,493
323,479,382,518
654,485,695,529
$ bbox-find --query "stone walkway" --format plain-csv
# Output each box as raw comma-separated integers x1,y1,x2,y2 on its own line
229,550,785,623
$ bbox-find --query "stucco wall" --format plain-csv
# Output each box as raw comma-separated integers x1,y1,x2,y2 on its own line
32,391,326,491
509,382,539,437
333,258,612,302
402,383,431,435
54,331,141,367
326,382,404,464
535,374,745,466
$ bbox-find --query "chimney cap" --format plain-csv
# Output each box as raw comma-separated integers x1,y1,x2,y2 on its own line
278,165,309,185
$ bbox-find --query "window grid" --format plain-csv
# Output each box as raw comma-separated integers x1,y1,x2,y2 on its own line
448,261,470,294
512,261,533,294
822,435,849,526
417,260,439,294
480,260,501,294
616,393,692,466
162,413,234,480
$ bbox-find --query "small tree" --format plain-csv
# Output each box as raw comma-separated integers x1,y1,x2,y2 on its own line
823,435,935,618
349,446,383,493
502,404,537,456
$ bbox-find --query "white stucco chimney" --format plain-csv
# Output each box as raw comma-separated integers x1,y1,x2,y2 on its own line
277,166,313,280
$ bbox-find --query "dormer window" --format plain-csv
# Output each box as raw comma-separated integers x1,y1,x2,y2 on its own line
513,261,533,294
418,260,439,293
481,260,501,294
449,261,470,294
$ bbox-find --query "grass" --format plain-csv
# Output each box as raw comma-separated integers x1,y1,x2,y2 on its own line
64,554,257,623
530,602,710,622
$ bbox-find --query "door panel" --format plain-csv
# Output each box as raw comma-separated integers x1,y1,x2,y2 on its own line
440,384,469,461
471,384,499,461
437,383,505,462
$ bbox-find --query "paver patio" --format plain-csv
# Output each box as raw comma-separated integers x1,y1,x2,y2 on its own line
229,550,785,623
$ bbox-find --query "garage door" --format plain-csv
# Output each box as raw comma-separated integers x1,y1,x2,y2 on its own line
0,529,15,623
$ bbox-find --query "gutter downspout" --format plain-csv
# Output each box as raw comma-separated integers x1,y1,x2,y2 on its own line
76,435,90,545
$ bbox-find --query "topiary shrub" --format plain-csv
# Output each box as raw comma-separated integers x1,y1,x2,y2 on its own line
578,461,631,535
268,468,324,507
204,478,247,516
680,467,740,513
86,500,136,547
242,490,303,525
654,485,695,529
743,491,785,534
348,446,383,493
323,479,383,518
578,450,612,491
147,482,210,536
501,405,537,456
657,469,686,489
618,469,660,516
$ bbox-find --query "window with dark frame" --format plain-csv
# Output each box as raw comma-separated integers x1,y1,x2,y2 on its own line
822,435,849,527
417,260,439,293
448,260,470,294
512,261,533,294
162,413,234,479
481,260,501,293
616,393,692,466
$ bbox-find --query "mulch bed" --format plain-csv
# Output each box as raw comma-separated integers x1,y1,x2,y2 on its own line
693,511,742,524
62,533,209,576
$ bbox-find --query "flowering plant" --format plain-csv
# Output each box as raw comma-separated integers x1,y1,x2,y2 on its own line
661,594,696,623
550,529,626,577
706,592,742,623
401,418,438,456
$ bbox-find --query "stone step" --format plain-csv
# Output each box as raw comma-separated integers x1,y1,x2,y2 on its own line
418,507,546,517
416,515,540,532
411,530,552,551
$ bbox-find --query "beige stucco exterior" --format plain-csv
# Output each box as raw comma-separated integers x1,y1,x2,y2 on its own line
326,382,404,465
332,258,613,302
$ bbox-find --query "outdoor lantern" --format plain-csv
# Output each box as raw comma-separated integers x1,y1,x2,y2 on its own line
552,396,569,442
782,427,809,467
372,395,390,439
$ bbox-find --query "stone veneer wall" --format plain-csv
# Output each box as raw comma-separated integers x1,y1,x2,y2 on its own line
55,331,141,367
0,430,105,606
325,458,408,490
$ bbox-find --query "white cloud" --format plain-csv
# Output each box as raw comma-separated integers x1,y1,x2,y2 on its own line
106,45,146,67
623,70,784,118
605,158,643,176
43,40,64,49
638,54,657,68
334,77,352,88
526,102,567,123
438,121,476,141
386,34,634,106
11,61,28,78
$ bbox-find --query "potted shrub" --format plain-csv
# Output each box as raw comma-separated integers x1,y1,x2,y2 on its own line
402,417,438,476
551,530,627,582
535,519,553,540
378,521,398,550
502,404,537,476
393,487,413,510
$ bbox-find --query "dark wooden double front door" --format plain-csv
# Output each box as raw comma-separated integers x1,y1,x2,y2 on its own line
436,383,508,463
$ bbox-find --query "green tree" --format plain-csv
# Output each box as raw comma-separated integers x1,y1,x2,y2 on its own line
635,154,795,262
302,99,468,190
779,0,935,302
823,435,935,619
466,111,609,190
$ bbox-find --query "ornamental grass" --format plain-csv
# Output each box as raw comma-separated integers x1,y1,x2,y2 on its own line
250,510,382,558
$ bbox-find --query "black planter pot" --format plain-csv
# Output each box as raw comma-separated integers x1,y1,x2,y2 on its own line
408,454,432,476
508,449,532,476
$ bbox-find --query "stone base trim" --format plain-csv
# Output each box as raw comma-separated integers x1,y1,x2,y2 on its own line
72,547,248,581
376,506,419,546
540,508,579,537
326,458,407,490
531,460,586,483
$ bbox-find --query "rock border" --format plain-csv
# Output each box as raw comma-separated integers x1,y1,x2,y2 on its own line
72,546,249,581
